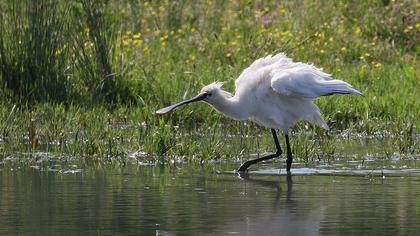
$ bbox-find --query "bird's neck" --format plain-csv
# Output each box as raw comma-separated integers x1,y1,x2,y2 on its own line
210,93,249,121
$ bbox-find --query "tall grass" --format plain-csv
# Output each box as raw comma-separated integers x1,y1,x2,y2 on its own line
71,0,131,104
0,0,418,163
0,0,69,102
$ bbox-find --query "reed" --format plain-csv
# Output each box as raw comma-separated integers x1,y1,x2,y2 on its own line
0,0,418,163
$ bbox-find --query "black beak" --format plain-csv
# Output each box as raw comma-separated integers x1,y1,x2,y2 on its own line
156,93,208,115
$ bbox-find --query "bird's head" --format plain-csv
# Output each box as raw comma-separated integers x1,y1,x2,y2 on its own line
156,81,229,114
199,81,227,104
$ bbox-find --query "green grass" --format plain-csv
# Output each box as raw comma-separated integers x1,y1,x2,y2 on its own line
0,0,418,164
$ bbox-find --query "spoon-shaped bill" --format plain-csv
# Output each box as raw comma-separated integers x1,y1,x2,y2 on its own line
156,93,207,115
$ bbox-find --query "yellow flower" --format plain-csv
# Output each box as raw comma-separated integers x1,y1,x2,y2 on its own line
374,62,382,68
279,7,286,13
354,26,361,35
133,39,142,46
226,53,232,58
122,39,130,46
340,47,347,52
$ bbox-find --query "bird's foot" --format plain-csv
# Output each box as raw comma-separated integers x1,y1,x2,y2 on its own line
237,161,252,172
236,170,248,179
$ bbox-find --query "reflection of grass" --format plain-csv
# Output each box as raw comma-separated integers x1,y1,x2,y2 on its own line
0,1,418,163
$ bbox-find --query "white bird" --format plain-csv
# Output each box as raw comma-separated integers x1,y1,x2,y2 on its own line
156,52,362,173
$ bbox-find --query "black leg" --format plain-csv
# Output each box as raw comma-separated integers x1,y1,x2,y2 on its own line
285,134,293,173
237,129,282,172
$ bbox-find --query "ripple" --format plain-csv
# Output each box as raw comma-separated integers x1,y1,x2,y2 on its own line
252,167,420,176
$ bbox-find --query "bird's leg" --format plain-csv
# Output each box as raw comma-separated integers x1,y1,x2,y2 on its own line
237,129,282,172
285,134,293,173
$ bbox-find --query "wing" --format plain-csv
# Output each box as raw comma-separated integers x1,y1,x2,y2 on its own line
270,63,362,99
235,53,292,93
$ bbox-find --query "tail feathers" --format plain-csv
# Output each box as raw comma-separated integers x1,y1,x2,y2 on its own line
307,104,330,130
313,115,329,130
322,80,363,96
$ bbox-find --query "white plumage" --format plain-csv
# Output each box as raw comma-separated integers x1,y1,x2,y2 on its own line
156,52,362,172
199,53,362,133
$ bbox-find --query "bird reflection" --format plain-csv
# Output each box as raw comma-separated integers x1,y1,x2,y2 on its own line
237,171,293,206
225,172,323,235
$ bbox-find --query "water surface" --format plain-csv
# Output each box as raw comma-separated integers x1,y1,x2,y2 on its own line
1,163,419,235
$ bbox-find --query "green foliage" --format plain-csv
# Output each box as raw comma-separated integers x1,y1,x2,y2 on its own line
0,0,418,164
70,0,132,104
0,0,70,102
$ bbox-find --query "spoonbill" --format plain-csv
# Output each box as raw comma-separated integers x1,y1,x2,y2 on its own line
156,53,362,173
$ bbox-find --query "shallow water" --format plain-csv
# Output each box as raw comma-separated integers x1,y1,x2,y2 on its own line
1,163,420,235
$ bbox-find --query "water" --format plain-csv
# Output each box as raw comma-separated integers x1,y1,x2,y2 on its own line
1,163,420,235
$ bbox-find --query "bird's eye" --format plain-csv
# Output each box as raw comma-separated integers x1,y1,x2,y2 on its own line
208,93,212,97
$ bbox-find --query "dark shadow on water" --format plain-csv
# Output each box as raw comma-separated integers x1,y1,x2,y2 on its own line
239,172,296,210
237,171,294,204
